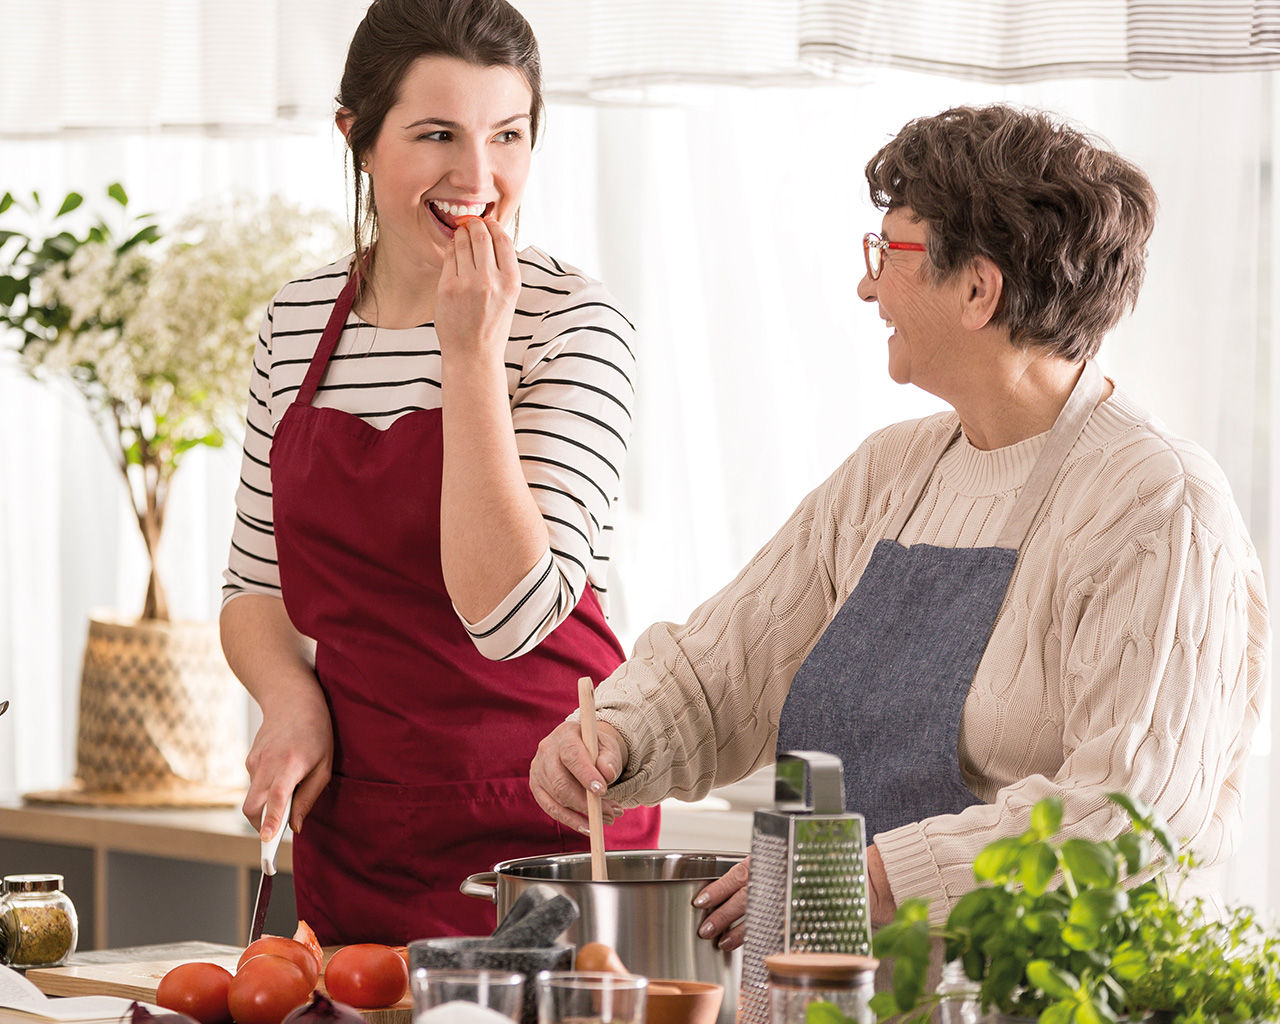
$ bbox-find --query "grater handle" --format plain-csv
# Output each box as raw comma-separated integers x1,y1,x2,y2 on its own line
775,750,846,814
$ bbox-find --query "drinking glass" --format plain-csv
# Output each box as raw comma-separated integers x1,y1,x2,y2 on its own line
534,971,647,1024
413,967,525,1023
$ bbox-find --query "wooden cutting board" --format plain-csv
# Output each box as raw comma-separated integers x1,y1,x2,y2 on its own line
25,956,412,1024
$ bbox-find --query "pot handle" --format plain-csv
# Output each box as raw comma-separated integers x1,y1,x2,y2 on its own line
459,871,499,902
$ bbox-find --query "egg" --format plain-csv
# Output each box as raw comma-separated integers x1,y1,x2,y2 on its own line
574,941,628,974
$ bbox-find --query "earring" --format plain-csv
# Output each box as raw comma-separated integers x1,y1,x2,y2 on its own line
360,160,368,171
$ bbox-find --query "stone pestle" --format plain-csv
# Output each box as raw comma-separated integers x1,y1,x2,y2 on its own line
487,883,579,948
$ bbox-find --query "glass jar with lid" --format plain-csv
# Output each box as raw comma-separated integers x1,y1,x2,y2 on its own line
1,874,79,968
766,952,879,1024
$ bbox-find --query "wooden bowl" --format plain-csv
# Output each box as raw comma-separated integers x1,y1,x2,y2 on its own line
644,979,725,1024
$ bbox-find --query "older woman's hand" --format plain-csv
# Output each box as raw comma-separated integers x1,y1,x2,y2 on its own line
693,857,750,950
529,718,627,833
691,843,897,950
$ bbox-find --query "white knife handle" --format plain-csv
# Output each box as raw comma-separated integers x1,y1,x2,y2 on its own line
260,792,293,876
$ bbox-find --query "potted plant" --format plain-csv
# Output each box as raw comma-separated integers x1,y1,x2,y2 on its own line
865,794,1280,1024
1,184,339,802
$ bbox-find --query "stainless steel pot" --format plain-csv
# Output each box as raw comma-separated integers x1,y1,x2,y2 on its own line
462,849,743,1024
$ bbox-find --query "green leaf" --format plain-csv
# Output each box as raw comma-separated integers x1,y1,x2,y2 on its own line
1022,911,1056,936
1069,889,1128,929
1110,945,1147,982
892,954,926,1013
1107,791,1152,823
868,992,899,1019
949,888,993,930
1062,839,1119,888
1040,1002,1075,1024
1114,832,1149,875
0,192,13,214
1062,922,1099,951
1026,960,1078,999
108,182,129,206
120,223,162,253
56,192,84,217
974,837,1023,882
1019,841,1059,895
1150,821,1178,858
1074,998,1106,1024
1031,797,1064,838
805,1001,854,1024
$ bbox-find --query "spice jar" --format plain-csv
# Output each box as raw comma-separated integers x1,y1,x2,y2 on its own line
766,952,878,1024
1,874,79,968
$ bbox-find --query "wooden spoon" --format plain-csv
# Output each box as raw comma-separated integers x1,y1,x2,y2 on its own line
577,675,609,881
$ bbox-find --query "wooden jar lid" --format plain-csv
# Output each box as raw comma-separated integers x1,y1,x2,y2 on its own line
765,952,880,982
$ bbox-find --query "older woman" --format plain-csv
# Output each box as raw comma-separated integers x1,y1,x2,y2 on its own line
528,103,1269,948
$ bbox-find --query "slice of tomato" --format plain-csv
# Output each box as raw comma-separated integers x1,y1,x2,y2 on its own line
293,921,325,977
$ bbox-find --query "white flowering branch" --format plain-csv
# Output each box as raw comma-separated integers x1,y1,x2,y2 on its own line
3,188,341,621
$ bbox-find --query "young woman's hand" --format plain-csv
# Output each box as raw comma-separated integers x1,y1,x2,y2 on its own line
242,680,334,841
435,216,521,363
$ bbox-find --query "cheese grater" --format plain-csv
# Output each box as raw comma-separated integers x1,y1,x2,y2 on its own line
736,750,872,1024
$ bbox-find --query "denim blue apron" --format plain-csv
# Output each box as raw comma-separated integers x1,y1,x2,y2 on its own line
776,361,1103,839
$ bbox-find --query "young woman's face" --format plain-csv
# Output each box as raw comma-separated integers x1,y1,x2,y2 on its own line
354,55,533,273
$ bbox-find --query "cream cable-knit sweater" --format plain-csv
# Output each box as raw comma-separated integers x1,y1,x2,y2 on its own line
595,384,1269,919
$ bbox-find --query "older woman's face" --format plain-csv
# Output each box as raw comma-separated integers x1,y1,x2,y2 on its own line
857,207,967,392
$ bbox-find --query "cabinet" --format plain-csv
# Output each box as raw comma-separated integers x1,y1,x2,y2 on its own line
0,801,296,950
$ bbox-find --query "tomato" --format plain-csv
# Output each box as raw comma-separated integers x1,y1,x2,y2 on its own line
156,962,233,1024
323,944,408,1009
292,922,325,978
228,954,312,1024
238,937,320,988
574,942,628,974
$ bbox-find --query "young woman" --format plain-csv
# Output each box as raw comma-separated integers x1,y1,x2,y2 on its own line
221,0,659,943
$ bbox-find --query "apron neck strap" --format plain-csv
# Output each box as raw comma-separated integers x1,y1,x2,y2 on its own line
297,270,360,407
883,360,1105,549
994,359,1102,549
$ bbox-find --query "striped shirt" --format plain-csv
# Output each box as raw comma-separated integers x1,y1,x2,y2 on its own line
222,246,637,661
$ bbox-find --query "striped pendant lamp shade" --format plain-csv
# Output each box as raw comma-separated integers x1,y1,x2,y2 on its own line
6,0,1280,136
798,0,1280,82
518,0,824,96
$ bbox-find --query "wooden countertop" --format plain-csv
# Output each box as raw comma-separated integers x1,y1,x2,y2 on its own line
0,800,290,872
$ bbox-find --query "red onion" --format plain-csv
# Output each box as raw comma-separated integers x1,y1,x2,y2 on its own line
280,992,365,1024
125,1000,200,1024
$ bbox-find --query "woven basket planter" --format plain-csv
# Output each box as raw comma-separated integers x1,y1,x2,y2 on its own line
27,615,247,807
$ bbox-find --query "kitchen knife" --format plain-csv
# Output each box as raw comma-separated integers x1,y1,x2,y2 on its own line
249,793,292,944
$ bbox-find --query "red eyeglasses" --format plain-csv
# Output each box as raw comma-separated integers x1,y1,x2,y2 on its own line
863,232,927,280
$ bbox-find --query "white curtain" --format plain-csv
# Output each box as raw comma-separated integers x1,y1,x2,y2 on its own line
1,4,1276,916
0,0,366,134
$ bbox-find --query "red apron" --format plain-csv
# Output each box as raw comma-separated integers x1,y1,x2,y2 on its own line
271,272,660,944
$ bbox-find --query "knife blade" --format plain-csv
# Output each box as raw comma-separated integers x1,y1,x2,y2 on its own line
249,793,293,944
